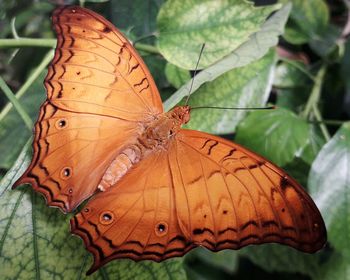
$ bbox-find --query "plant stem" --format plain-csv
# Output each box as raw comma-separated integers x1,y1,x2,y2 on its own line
312,104,331,141
309,119,346,126
0,38,56,48
0,76,32,130
0,50,54,123
0,38,160,54
134,42,160,54
301,65,326,119
279,57,316,82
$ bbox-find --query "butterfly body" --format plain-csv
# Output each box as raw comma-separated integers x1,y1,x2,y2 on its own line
13,6,326,275
98,106,190,191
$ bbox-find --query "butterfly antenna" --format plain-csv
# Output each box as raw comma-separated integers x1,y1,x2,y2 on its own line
191,105,276,111
185,43,206,105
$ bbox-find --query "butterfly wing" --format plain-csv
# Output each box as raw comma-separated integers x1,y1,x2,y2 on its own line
71,130,326,274
48,6,163,117
172,129,326,253
70,147,193,275
13,6,163,212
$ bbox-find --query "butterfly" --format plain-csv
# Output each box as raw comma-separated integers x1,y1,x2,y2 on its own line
13,5,326,275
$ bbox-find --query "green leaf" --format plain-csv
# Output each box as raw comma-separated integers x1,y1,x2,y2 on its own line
143,53,168,91
284,24,310,44
313,251,350,280
239,244,323,277
281,0,329,45
235,107,309,166
309,122,350,261
0,72,46,170
309,24,341,57
185,50,275,134
165,63,190,89
282,157,310,187
157,0,279,69
196,249,238,274
111,0,164,38
300,124,326,165
274,61,311,112
164,3,292,111
0,147,186,279
184,249,238,279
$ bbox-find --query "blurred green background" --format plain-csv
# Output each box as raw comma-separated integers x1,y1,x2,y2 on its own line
0,0,349,279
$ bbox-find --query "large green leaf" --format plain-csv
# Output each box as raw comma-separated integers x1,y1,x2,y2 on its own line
281,0,329,44
313,251,350,280
165,63,190,89
164,3,291,111
239,244,323,278
0,72,46,170
300,124,326,165
196,249,238,274
235,107,309,167
157,0,279,69
0,146,186,279
309,122,350,261
274,61,311,113
111,0,164,38
185,50,275,134
184,249,238,279
280,0,340,57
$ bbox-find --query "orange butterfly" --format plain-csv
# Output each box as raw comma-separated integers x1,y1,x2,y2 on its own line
13,6,326,275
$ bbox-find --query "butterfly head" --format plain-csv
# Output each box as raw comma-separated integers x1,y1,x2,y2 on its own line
171,105,191,125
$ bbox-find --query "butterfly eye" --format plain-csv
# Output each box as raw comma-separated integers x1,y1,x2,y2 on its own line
100,211,115,225
155,222,168,237
60,167,72,179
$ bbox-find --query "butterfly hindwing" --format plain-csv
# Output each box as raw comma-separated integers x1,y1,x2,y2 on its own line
71,130,326,274
70,147,193,275
173,129,326,253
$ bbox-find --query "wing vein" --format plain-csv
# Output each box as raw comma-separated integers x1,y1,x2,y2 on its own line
179,139,261,233
219,168,240,240
142,152,163,253
198,153,217,243
240,161,283,232
258,164,300,238
174,140,192,239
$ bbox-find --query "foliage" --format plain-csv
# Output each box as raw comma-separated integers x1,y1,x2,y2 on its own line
0,0,349,279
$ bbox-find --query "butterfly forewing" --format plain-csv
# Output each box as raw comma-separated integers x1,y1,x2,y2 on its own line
48,6,163,118
13,6,163,212
14,102,144,212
